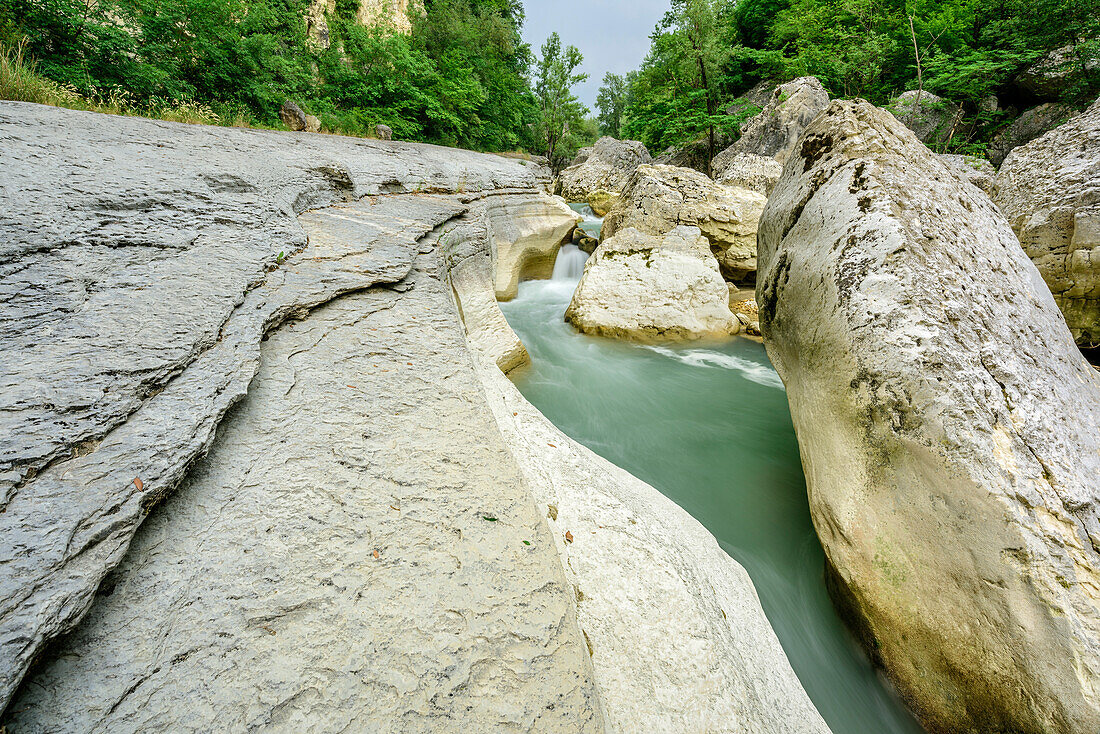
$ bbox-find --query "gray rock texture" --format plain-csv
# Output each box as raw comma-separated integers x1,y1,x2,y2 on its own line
714,152,785,196
280,100,308,131
1,100,830,732
602,164,767,282
0,100,543,711
988,103,1078,166
5,202,605,733
559,136,652,201
994,98,1100,346
937,152,996,194
715,77,830,165
566,226,736,340
1014,45,1099,101
758,98,1100,734
890,90,964,147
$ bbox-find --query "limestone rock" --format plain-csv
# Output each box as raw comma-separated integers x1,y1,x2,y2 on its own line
305,114,322,133
717,77,830,165
571,146,592,166
279,100,308,131
988,103,1078,166
565,226,737,340
469,359,829,733
890,90,964,147
713,153,784,196
489,193,580,301
1015,44,1099,100
586,189,617,217
0,100,545,711
356,0,418,34
305,0,335,48
5,207,604,732
994,98,1100,346
603,164,767,282
937,152,996,194
758,98,1100,733
559,136,652,201
375,122,393,140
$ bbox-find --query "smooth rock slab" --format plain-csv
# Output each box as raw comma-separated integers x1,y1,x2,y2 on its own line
758,99,1100,734
0,101,540,709
5,224,603,732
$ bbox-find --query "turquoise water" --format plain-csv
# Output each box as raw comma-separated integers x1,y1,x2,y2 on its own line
500,223,925,733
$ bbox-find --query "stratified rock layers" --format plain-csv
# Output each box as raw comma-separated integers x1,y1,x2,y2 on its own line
0,100,556,713
5,203,604,732
758,99,1100,733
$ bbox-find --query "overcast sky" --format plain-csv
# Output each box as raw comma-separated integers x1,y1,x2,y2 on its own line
520,0,670,111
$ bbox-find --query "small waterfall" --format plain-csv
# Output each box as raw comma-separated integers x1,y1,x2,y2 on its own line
552,244,588,281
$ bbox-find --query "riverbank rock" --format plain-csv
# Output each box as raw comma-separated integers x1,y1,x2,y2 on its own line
993,98,1100,346
988,103,1078,166
375,122,393,140
559,136,651,201
937,153,996,194
489,193,580,301
0,100,551,713
587,189,617,216
0,101,830,732
758,98,1100,733
890,90,964,147
713,153,784,196
602,164,767,282
565,226,737,340
715,77,830,165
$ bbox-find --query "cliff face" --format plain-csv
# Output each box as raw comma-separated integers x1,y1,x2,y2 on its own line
0,101,826,732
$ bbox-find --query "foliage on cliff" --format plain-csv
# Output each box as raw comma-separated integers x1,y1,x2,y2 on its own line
0,0,539,151
613,0,1099,157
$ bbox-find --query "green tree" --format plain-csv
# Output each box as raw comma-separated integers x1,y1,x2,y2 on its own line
533,32,588,171
595,71,626,137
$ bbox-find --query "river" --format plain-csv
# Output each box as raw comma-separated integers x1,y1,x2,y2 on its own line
497,204,925,734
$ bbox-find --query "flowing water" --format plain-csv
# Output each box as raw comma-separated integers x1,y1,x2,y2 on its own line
498,205,926,734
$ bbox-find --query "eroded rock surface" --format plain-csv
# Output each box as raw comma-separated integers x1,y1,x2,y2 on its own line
715,77,829,165
988,102,1078,166
0,100,541,710
758,99,1100,733
566,226,736,340
994,98,1100,346
603,164,767,282
559,136,652,201
5,202,605,732
890,90,964,147
937,153,996,195
713,152,784,196
488,192,579,301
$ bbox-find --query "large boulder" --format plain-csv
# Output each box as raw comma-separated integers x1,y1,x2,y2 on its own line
715,77,830,165
1014,44,1099,101
890,90,964,147
602,164,767,283
490,193,580,301
758,98,1100,733
565,225,737,340
279,100,308,131
937,153,996,195
713,153,784,196
994,98,1100,346
586,189,617,216
559,136,652,201
988,102,1078,166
